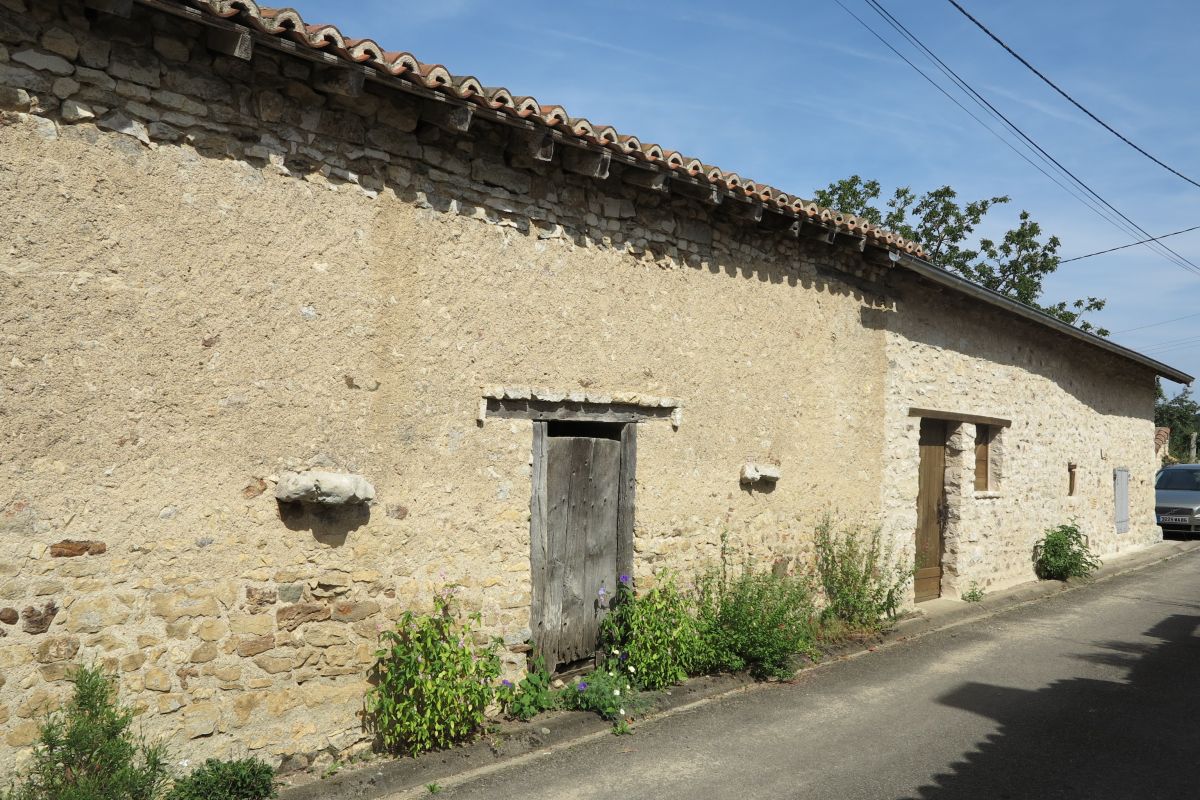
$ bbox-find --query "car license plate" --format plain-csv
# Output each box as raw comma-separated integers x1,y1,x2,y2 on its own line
1160,515,1190,524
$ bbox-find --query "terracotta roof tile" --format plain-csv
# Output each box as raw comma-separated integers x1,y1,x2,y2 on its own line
157,0,926,257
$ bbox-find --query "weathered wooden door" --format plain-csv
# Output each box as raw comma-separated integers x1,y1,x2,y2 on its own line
532,427,623,671
915,419,947,602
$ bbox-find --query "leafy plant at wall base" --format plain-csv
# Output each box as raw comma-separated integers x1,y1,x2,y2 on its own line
1035,523,1101,580
961,582,986,603
599,572,700,690
166,758,276,800
814,519,912,631
497,652,558,721
365,591,502,756
692,565,818,679
559,664,647,724
2,663,171,800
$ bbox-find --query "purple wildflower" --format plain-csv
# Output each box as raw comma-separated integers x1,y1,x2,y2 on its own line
577,681,588,692
597,586,607,598
501,679,513,688
618,574,631,585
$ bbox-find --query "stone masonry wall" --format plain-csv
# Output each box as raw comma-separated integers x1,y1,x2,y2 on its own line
0,0,892,771
880,274,1162,597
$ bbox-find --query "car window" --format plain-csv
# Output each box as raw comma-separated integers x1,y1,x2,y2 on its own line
1156,469,1200,491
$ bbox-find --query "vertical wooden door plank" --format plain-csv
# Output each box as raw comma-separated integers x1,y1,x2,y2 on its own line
558,437,593,663
529,422,549,662
579,437,620,662
616,423,637,585
541,435,575,669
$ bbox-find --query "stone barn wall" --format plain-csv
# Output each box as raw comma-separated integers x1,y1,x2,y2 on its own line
0,0,890,769
879,273,1162,596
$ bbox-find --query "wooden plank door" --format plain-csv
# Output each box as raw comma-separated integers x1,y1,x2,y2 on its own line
915,419,947,602
535,433,622,671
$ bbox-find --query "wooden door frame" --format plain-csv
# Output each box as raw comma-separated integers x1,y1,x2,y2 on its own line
529,420,636,659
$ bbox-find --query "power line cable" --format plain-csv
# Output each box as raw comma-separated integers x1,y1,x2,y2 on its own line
832,0,1147,263
1113,309,1200,335
827,0,1119,238
858,0,1200,277
945,0,1200,191
1060,224,1200,263
863,0,1200,275
1137,331,1200,351
1138,337,1200,356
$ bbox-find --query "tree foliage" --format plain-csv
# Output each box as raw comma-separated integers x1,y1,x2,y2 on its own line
813,176,1107,335
1155,379,1200,461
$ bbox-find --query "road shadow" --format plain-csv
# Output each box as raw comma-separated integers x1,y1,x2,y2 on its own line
908,613,1200,799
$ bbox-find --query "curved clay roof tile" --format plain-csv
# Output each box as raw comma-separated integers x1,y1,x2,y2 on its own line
450,75,483,98
617,135,642,154
567,117,596,137
192,0,242,19
481,87,515,108
381,51,420,75
511,96,541,117
418,63,453,88
304,24,345,50
343,38,385,63
640,143,665,161
596,126,620,145
257,7,302,33
539,105,570,127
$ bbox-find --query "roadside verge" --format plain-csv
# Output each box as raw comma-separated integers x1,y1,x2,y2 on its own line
279,537,1200,800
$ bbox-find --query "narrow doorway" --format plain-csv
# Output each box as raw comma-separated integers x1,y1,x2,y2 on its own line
915,418,947,602
530,420,635,672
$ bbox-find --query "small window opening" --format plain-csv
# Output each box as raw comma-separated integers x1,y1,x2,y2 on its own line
1068,463,1077,496
546,420,623,440
974,425,992,491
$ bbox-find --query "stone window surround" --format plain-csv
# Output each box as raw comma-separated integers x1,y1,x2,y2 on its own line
908,407,1010,498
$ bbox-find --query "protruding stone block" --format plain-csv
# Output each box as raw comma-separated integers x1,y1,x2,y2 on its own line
740,463,781,485
275,471,375,506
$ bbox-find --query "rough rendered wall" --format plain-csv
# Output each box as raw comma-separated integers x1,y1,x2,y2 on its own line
0,0,887,769
880,275,1162,597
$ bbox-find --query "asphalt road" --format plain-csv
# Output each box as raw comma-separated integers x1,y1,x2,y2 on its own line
415,550,1200,800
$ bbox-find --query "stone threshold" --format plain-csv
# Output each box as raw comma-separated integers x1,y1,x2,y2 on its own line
277,537,1200,800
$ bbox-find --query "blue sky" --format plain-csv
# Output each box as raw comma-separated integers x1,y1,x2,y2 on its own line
286,0,1200,389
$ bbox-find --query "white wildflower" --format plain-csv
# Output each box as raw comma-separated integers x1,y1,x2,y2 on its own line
628,666,636,673
619,708,626,715
613,689,620,696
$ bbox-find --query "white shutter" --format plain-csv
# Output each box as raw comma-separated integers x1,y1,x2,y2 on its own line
1114,468,1130,534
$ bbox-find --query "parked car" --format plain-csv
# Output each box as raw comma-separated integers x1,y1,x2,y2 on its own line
1155,464,1200,535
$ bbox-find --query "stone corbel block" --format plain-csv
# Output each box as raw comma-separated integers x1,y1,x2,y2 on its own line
275,471,375,506
740,463,781,485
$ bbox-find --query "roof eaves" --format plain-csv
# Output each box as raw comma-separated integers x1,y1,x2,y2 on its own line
133,0,925,257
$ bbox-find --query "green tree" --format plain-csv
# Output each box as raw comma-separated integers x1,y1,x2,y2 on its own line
1155,379,1200,461
813,176,1107,335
